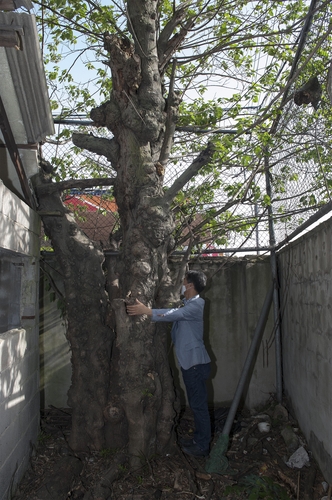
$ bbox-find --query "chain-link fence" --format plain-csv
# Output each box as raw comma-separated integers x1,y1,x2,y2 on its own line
41,101,332,255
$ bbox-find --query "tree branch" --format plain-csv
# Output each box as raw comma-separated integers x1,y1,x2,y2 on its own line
159,59,180,166
174,164,260,248
159,18,195,74
173,237,196,290
157,1,191,59
36,177,116,194
163,142,215,205
175,199,240,248
72,132,119,167
34,0,103,41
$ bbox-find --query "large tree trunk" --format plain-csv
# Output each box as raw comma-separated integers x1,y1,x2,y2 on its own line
88,2,181,466
36,0,191,467
34,171,114,452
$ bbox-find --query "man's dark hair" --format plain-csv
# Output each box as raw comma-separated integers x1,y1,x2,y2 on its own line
186,270,207,293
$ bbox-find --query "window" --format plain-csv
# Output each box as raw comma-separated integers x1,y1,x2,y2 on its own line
0,249,23,334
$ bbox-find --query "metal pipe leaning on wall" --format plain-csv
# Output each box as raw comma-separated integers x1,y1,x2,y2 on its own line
222,283,274,437
205,284,274,475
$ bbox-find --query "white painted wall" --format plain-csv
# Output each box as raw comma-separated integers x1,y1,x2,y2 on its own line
0,180,40,500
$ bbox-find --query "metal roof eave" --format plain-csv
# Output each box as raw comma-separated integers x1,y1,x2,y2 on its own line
0,11,54,143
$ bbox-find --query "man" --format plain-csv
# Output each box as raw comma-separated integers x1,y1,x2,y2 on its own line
127,270,211,457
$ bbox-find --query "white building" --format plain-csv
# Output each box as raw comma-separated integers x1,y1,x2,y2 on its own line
0,2,54,497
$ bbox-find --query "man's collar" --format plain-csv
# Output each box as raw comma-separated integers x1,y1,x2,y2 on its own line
183,294,200,303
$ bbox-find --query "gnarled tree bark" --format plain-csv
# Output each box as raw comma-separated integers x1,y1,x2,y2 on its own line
33,170,113,452
35,0,214,468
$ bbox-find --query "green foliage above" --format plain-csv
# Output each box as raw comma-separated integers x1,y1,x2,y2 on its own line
224,474,291,499
37,0,332,250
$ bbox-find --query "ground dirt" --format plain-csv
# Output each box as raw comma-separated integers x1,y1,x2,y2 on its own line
13,400,329,500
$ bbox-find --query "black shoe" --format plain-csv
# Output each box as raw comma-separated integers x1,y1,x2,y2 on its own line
181,442,209,457
178,436,194,447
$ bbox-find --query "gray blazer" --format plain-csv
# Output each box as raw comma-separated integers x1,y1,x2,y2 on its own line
151,295,211,370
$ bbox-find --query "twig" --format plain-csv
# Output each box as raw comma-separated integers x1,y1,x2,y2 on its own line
205,480,215,500
146,455,155,484
277,470,298,496
263,439,289,472
183,469,199,497
176,447,196,476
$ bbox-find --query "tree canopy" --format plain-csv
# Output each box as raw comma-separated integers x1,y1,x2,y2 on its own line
36,0,332,253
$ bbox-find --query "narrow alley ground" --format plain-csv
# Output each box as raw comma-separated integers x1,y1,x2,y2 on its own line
13,400,329,500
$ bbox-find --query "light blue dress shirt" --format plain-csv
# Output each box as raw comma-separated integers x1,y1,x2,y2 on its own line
151,295,211,370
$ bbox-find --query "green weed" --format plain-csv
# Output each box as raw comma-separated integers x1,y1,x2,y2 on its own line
224,474,291,499
141,389,153,397
99,448,114,459
38,432,51,444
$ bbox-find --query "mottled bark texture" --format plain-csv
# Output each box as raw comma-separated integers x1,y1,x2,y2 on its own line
94,1,181,467
36,0,214,468
33,170,113,452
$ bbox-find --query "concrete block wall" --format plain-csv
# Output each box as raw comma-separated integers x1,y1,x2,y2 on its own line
41,254,277,412
192,256,276,409
278,218,332,484
0,180,40,500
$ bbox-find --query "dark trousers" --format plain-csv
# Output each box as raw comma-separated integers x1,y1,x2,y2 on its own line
181,362,211,451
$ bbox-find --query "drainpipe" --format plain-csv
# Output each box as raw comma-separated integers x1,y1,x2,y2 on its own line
265,151,283,403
